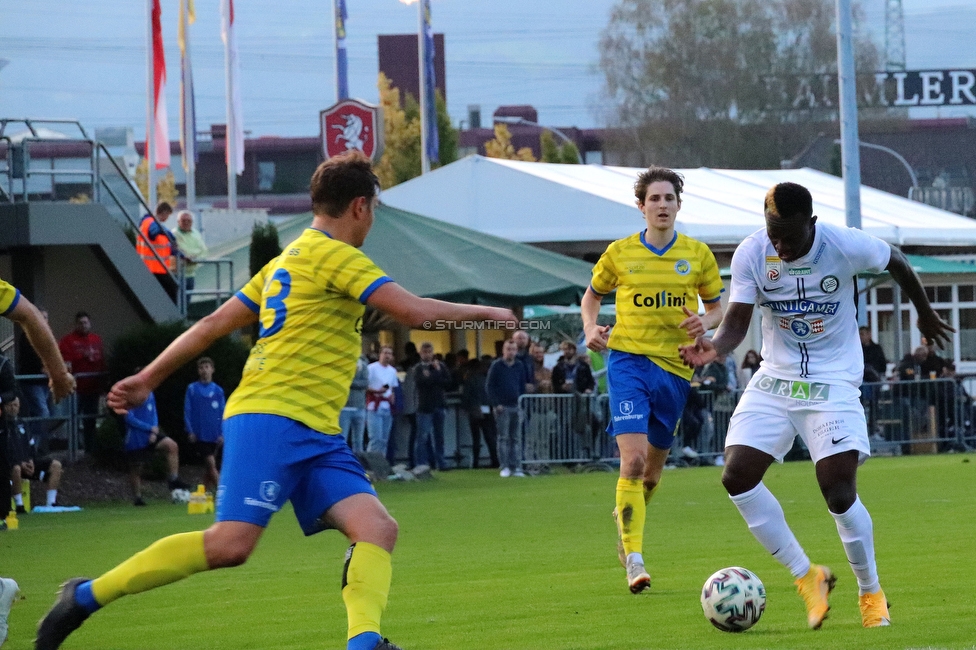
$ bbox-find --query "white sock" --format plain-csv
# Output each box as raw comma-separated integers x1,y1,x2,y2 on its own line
13,494,23,506
730,482,811,578
47,490,58,507
626,552,644,566
830,496,880,595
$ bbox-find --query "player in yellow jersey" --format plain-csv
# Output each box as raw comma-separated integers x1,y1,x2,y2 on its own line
36,152,517,650
581,167,725,594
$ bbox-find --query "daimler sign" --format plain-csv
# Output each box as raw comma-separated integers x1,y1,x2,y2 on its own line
764,69,976,110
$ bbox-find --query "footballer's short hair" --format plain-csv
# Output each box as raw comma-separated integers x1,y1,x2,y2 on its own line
634,166,684,204
310,151,379,218
764,182,813,220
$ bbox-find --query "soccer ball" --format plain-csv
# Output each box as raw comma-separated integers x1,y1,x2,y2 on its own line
171,488,192,504
700,567,766,632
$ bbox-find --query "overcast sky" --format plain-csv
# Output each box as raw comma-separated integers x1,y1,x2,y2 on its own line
1,0,974,140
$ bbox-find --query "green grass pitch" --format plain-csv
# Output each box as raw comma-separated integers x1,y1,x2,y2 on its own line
2,453,974,649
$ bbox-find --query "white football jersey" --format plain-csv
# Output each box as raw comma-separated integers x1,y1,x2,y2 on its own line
729,223,890,386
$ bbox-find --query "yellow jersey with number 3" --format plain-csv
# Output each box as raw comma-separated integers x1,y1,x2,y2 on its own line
225,228,392,434
590,231,724,379
0,278,21,316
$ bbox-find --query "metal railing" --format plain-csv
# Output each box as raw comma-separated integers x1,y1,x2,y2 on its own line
1,118,182,314
513,377,974,468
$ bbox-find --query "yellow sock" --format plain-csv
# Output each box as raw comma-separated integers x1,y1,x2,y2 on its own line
342,542,392,640
616,478,646,557
91,531,209,606
644,482,659,506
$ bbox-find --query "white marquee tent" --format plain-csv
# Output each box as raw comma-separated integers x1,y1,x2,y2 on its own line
382,155,976,248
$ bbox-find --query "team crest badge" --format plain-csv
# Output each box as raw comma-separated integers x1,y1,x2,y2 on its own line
820,275,839,293
260,481,281,503
765,256,782,282
320,99,384,161
619,400,634,415
674,259,691,275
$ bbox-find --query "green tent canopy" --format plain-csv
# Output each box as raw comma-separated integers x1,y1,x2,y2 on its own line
194,203,596,307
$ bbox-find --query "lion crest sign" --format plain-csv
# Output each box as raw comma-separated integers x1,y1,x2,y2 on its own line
320,98,384,162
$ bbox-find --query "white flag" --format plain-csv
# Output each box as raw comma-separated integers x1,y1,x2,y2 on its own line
221,0,244,175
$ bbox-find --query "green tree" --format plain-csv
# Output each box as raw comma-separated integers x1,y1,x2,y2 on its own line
540,131,560,163
374,73,459,188
560,141,581,165
249,222,281,276
598,0,882,167
484,124,536,162
435,90,459,167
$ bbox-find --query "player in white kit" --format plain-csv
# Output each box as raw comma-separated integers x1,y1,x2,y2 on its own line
680,182,953,630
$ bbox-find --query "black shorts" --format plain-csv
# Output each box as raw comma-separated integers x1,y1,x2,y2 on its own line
195,441,218,459
22,457,56,483
125,436,169,465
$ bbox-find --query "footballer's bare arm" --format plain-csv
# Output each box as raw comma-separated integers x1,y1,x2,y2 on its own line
367,282,516,329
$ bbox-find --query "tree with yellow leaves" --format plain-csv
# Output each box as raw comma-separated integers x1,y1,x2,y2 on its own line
135,158,179,207
484,124,536,162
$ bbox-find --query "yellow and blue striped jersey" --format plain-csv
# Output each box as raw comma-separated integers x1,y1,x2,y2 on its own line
0,278,21,316
591,231,724,379
225,228,392,434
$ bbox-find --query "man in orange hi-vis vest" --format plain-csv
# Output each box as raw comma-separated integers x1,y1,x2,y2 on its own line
136,202,178,300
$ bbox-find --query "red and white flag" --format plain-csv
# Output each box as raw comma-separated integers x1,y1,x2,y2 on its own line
151,0,170,169
221,0,244,175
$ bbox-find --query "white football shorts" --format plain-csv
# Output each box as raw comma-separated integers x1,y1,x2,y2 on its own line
725,371,870,464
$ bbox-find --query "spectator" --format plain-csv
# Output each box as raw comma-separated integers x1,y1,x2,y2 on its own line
136,201,178,300
723,351,739,392
462,356,498,468
414,342,452,470
16,309,53,448
0,277,75,535
399,353,419,468
183,357,225,493
530,342,553,394
486,339,529,477
5,396,69,511
58,311,106,454
512,330,536,393
173,210,209,294
340,345,370,454
699,354,729,395
365,346,398,456
859,327,887,381
124,383,190,506
587,347,609,394
400,341,420,371
740,349,762,385
897,345,945,381
552,341,595,394
450,349,470,391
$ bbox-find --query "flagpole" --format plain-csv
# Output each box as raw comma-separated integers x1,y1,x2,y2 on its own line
333,0,339,102
417,1,429,174
182,0,196,214
224,2,237,212
146,0,156,210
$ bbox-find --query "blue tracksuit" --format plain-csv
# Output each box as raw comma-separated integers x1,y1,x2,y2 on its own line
184,380,226,443
125,392,158,451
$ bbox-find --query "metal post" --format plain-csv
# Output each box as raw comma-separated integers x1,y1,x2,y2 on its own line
147,0,157,211
893,282,903,363
417,1,430,174
836,0,862,229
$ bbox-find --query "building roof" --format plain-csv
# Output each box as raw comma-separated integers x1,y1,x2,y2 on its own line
381,155,976,249
195,203,595,306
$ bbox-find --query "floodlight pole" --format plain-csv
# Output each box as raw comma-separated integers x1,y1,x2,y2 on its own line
833,138,918,194
836,0,862,229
